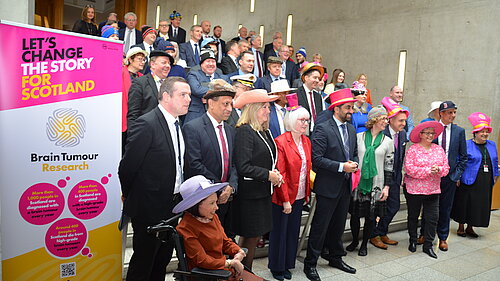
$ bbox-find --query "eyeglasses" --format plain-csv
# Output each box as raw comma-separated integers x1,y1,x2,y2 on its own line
298,118,310,124
159,24,169,27
351,90,366,96
85,4,94,8
420,131,436,136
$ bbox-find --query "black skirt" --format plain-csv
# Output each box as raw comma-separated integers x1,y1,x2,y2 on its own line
229,195,272,237
451,153,493,227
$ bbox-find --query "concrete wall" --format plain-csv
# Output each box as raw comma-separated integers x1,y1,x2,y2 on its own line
0,0,34,24
147,0,500,140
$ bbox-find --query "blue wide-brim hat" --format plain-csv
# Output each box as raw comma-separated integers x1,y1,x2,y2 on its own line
172,175,228,214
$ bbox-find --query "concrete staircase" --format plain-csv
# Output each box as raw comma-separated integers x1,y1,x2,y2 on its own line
122,190,409,278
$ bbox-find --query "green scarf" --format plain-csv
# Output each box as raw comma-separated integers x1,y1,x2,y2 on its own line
358,131,383,195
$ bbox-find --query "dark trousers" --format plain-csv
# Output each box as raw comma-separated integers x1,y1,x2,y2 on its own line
304,180,350,267
126,219,175,281
420,177,456,240
405,191,439,249
268,199,304,272
373,183,401,237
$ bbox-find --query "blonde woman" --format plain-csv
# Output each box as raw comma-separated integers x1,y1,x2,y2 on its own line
231,89,281,270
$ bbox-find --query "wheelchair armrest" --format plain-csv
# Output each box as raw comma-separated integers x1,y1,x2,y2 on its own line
191,268,232,279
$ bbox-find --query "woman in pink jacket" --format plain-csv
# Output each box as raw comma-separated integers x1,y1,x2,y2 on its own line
404,121,449,259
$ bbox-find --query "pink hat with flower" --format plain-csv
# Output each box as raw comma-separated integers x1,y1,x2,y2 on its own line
381,96,409,119
468,112,492,133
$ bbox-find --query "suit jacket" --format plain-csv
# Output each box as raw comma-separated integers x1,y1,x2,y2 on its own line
118,28,143,47
179,41,200,67
219,56,238,75
297,85,324,132
216,38,226,63
433,123,467,182
273,132,312,205
255,75,287,92
282,60,300,86
263,43,275,60
269,103,286,138
383,127,408,186
234,124,277,199
226,109,241,127
252,49,265,77
311,118,358,199
127,73,159,128
168,25,187,43
119,107,178,224
183,114,238,190
98,20,126,35
185,70,230,123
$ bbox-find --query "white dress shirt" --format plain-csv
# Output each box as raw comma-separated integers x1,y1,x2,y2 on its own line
158,104,185,193
438,120,451,156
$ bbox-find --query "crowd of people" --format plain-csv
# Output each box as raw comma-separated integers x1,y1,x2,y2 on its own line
71,6,499,281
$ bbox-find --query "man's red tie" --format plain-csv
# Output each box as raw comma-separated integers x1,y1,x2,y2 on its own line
309,92,317,122
217,125,229,182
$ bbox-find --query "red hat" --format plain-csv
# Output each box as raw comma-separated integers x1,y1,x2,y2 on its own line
468,112,492,133
327,88,357,111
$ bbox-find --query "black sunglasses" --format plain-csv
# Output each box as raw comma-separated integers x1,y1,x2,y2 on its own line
351,90,366,96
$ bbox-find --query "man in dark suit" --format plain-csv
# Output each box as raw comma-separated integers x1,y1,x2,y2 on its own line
213,25,226,64
231,26,248,42
371,98,409,248
167,11,186,43
296,63,325,133
179,25,203,67
263,31,282,56
264,37,283,65
227,50,255,79
268,80,293,138
131,26,158,74
304,90,359,280
250,35,264,78
127,51,174,128
420,101,467,251
183,79,238,231
255,56,285,92
119,77,191,281
119,12,143,53
277,45,300,86
185,49,230,123
227,74,256,127
219,40,240,75
97,12,125,34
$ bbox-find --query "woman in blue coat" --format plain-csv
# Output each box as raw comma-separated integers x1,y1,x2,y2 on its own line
451,112,498,237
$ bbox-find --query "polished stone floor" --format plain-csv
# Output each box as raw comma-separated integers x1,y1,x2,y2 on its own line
166,210,500,280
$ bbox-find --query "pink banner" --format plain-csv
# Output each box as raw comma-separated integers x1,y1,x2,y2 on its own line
0,23,123,111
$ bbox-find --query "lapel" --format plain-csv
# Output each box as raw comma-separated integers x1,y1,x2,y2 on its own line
154,108,175,165
202,114,222,164
298,86,310,112
329,118,348,161
269,104,280,136
224,125,234,161
146,74,159,98
285,132,300,157
448,124,455,156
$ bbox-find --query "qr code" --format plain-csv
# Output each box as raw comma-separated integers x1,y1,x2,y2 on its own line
60,262,76,278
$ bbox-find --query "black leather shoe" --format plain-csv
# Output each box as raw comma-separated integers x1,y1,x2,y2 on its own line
423,247,438,259
328,258,356,274
303,266,321,281
346,241,358,252
271,270,284,281
408,242,417,253
284,269,292,280
358,246,367,256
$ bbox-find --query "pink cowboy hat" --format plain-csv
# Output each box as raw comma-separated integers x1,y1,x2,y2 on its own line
233,89,279,109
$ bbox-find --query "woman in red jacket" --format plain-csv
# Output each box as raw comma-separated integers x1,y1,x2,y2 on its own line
268,93,312,280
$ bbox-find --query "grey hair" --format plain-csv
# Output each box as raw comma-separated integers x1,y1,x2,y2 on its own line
124,12,137,21
284,107,310,133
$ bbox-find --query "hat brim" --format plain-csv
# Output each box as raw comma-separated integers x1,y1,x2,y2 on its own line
327,97,357,111
409,121,444,143
233,94,279,109
268,88,297,95
172,182,227,214
301,65,325,82
204,90,236,100
472,125,492,134
150,51,175,65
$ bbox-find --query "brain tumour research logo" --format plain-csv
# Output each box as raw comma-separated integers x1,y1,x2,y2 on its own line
46,108,86,147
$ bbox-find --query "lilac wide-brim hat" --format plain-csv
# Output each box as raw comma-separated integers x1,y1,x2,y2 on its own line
172,175,227,214
409,121,444,143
